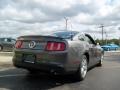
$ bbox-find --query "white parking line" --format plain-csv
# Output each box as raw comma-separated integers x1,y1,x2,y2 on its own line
0,67,27,78
0,67,15,72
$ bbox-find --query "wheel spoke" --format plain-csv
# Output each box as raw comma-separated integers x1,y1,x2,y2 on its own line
81,57,87,78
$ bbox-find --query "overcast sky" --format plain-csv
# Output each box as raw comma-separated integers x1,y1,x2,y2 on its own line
0,0,120,39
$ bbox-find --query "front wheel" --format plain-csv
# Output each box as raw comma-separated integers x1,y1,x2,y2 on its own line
115,48,117,51
97,54,104,67
75,55,88,81
107,48,110,51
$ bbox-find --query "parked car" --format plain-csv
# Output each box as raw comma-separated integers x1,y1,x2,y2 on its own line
12,31,104,81
0,38,16,51
101,44,119,51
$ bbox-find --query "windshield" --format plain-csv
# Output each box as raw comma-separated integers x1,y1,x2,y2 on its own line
51,31,79,39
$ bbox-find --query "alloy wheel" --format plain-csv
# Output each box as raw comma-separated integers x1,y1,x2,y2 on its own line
80,56,87,79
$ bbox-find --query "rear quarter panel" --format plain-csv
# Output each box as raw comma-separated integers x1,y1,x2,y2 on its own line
65,40,88,71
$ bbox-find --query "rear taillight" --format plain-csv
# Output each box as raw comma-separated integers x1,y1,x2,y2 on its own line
15,40,23,48
46,42,66,51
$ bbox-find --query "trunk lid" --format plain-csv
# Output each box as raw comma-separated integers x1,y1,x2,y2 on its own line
16,35,66,50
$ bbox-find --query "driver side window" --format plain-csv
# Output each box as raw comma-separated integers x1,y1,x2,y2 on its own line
73,34,85,41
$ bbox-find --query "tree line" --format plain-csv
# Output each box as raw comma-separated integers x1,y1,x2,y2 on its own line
95,39,120,46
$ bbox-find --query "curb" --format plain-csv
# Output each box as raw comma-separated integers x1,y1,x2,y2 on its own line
0,52,13,56
104,51,120,56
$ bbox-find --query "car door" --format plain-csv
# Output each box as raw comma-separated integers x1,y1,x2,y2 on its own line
71,34,87,69
85,35,98,66
76,34,95,67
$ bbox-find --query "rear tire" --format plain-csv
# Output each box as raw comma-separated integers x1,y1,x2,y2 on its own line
75,55,88,81
27,69,38,74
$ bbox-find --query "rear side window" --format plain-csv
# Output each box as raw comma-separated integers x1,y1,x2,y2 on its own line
73,34,85,41
78,35,85,41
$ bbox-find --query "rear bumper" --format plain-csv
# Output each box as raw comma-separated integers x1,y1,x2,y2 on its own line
12,50,68,74
13,61,65,73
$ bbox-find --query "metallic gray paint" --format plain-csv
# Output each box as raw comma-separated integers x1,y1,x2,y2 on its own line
12,33,103,74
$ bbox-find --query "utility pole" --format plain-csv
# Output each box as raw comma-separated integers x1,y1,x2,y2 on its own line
105,31,107,44
119,37,120,46
99,24,104,44
118,27,120,45
64,17,68,30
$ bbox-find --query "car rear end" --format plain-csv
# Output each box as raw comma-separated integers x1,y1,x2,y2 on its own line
12,35,69,74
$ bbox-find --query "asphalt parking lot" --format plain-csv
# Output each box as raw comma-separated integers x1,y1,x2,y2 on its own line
0,51,120,90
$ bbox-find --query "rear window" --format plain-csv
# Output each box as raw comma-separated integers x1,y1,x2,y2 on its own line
51,31,79,39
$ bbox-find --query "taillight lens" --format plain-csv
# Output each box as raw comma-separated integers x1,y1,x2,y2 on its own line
15,40,23,48
46,42,66,51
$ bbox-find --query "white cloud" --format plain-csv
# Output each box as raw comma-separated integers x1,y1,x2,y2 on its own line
0,0,120,39
98,5,113,17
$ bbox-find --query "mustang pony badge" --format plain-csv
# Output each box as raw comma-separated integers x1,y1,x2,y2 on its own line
29,41,36,48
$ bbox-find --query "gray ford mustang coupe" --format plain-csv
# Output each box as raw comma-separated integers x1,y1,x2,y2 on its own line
13,31,104,81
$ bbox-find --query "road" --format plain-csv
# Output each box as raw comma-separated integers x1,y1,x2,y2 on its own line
0,52,120,90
